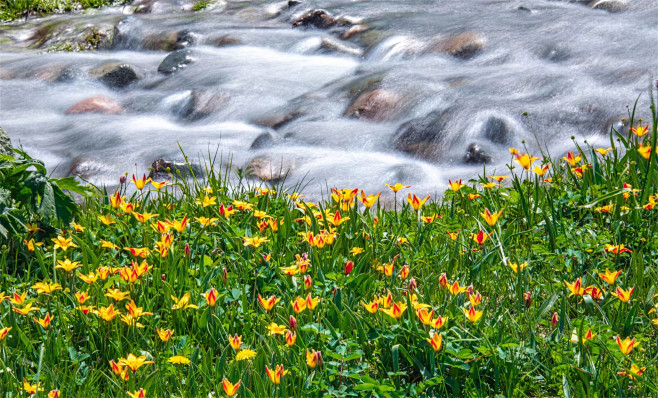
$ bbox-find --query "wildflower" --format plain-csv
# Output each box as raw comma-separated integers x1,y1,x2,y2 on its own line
616,335,636,355
570,328,597,343
266,322,287,335
508,260,528,273
48,390,60,398
24,238,42,252
126,389,146,398
427,332,443,351
100,239,119,250
380,291,393,309
360,191,381,208
595,147,612,156
171,293,199,310
306,293,319,310
0,327,11,340
203,288,218,307
126,300,152,318
481,208,503,226
472,230,491,245
386,183,410,193
380,302,407,319
584,286,604,300
232,200,254,211
416,308,434,325
132,174,150,190
432,315,447,329
33,313,53,328
598,269,622,285
605,244,631,254
551,312,559,327
98,305,119,322
118,266,138,284
379,262,394,277
31,281,62,294
533,164,550,176
618,364,646,380
132,212,158,223
564,278,585,296
285,330,297,346
78,272,99,285
52,235,77,251
151,180,168,190
23,378,43,394
13,303,39,316
446,231,459,241
463,306,483,323
304,275,313,289
480,182,497,189
611,286,634,303
118,353,154,372
350,247,364,256
407,193,430,211
27,223,43,234
344,260,354,275
168,355,190,365
119,201,136,214
235,349,257,361
361,299,379,314
222,379,241,397
438,273,448,288
306,350,323,368
449,281,468,295
513,153,540,170
196,195,217,207
638,143,653,160
243,236,269,248
70,222,85,232
562,152,581,167
467,193,481,201
195,216,218,227
291,296,307,313
75,291,89,304
420,214,436,223
258,294,281,311
509,147,519,155
157,328,174,342
265,364,289,384
399,264,410,279
410,294,431,310
489,176,508,183
97,214,116,225
105,289,130,301
631,124,649,137
448,179,465,192
469,292,482,306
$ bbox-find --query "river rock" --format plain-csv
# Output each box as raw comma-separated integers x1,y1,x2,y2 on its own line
482,116,511,144
0,68,15,80
344,89,402,121
463,143,492,164
588,0,628,12
292,9,336,29
250,132,276,150
143,30,194,51
429,32,486,59
65,96,124,115
158,49,195,74
89,62,139,89
342,24,369,40
392,109,452,161
177,91,228,121
603,116,628,135
210,35,241,47
149,158,202,179
246,155,295,181
254,109,304,129
0,126,13,157
538,44,571,63
34,64,78,83
320,38,363,57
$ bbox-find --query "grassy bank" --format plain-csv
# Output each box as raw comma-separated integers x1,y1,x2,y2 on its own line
0,92,657,397
0,0,129,21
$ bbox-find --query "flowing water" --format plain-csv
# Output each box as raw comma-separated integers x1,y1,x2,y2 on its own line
1,0,657,198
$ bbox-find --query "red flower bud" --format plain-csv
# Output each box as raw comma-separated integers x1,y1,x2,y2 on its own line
289,315,297,330
409,277,417,290
345,261,354,275
184,243,191,258
523,291,532,309
222,267,228,284
332,286,338,297
551,312,559,327
161,273,166,281
466,284,474,295
119,175,127,184
439,273,448,289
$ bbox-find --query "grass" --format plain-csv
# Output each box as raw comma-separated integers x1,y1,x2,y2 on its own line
0,90,657,397
0,0,129,21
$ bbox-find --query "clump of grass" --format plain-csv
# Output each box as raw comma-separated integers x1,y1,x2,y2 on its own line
193,0,207,11
0,0,129,21
0,90,657,396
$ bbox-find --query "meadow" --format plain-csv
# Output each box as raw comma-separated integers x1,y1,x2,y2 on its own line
0,94,657,397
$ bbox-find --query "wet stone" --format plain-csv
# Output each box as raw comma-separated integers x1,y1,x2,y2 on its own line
89,62,139,89
158,49,195,74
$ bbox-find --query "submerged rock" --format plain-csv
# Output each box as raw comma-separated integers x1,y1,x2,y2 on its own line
429,32,486,59
143,30,194,51
158,49,195,74
148,158,202,179
89,62,139,89
292,9,336,29
392,109,452,161
250,132,276,150
344,89,402,122
176,91,228,121
246,155,295,181
0,126,13,156
342,24,370,40
588,0,628,12
463,143,492,164
65,96,123,115
482,116,512,144
320,38,363,57
254,109,304,130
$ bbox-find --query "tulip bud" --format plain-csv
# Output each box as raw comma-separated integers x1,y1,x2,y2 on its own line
184,243,191,258
345,261,354,275
161,273,166,281
466,284,474,295
523,291,532,309
409,277,417,290
314,351,323,366
332,286,338,297
222,267,228,284
439,273,448,289
302,252,308,261
551,312,559,327
289,315,297,330
304,275,312,289
119,175,127,184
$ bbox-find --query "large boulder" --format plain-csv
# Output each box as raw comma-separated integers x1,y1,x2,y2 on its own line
344,89,402,121
158,49,195,74
588,0,628,12
89,62,139,89
0,126,13,157
245,155,295,182
463,143,492,164
482,116,512,144
429,32,486,59
65,96,124,115
392,110,452,161
292,9,336,29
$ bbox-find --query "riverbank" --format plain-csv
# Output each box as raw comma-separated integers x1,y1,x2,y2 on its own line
1,96,657,396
